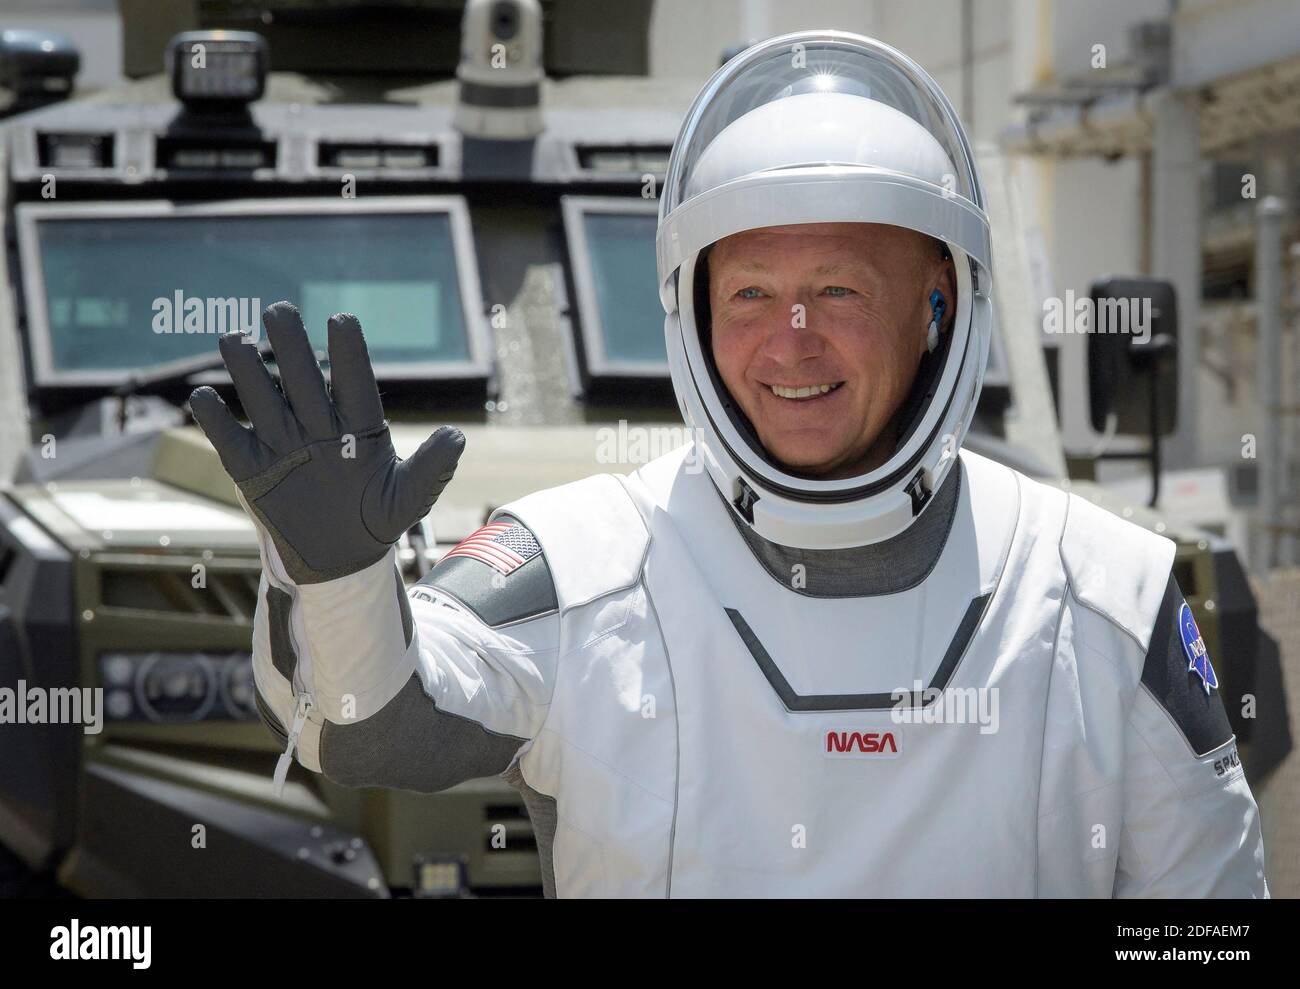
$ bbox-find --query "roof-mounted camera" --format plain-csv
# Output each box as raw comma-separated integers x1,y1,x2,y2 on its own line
167,30,268,116
454,0,544,141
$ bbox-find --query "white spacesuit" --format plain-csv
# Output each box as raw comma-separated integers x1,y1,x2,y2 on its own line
199,31,1267,898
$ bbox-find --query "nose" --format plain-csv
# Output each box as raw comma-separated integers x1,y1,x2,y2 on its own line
755,297,826,369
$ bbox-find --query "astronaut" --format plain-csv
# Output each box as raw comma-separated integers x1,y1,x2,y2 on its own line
190,31,1267,897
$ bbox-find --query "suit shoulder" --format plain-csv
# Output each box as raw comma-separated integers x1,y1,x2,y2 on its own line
493,472,649,610
1059,490,1176,651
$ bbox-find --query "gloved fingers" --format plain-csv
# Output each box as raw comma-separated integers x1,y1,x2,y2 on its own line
218,331,296,453
327,312,385,431
262,301,336,440
189,386,268,481
366,425,465,539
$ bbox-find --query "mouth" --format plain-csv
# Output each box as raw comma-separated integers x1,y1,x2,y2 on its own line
767,381,845,401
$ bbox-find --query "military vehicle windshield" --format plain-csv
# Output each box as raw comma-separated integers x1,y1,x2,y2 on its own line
16,197,490,387
562,196,665,374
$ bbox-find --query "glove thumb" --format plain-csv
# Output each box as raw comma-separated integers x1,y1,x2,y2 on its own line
376,426,466,537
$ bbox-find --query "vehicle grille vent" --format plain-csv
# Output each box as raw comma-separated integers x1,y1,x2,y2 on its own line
318,143,439,170
99,566,259,620
156,136,276,170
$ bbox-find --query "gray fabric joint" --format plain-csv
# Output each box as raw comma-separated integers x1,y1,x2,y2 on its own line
318,672,525,794
725,458,964,598
265,583,298,683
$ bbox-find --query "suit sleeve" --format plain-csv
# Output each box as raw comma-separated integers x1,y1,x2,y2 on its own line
1113,575,1268,897
251,515,561,792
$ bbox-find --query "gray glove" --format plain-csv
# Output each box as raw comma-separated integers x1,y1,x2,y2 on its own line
190,301,464,584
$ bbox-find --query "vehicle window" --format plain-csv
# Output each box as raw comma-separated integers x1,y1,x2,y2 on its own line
22,203,485,383
562,197,666,375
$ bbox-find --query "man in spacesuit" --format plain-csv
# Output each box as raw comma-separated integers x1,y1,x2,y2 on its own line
190,31,1267,897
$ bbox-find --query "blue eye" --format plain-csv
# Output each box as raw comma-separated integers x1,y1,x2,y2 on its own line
824,286,854,297
736,287,763,300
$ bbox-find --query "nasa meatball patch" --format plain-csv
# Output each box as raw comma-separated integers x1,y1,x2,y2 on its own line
1179,602,1218,696
1141,576,1234,757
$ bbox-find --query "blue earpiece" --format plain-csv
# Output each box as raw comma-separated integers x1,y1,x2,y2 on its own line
927,290,947,352
929,289,947,324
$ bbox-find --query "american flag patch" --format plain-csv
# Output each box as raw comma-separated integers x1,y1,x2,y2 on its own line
442,522,542,575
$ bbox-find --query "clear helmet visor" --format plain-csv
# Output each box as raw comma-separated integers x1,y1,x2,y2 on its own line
660,32,982,231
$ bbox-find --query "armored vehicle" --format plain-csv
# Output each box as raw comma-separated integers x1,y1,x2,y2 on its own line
0,0,1285,897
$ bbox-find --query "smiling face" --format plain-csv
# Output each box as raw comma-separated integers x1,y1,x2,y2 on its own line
706,222,956,480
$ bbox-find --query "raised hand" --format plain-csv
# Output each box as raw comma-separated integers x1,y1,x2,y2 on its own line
190,302,464,584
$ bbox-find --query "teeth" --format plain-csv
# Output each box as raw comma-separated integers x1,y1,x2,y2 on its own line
771,383,837,399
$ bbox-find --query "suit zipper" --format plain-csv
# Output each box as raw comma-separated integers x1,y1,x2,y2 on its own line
269,566,320,797
273,688,313,797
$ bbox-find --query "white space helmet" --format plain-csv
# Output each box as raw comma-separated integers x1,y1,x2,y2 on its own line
657,30,993,550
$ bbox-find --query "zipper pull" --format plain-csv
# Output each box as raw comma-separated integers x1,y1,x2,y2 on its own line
273,693,313,797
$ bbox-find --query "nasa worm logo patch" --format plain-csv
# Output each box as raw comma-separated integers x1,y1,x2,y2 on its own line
1179,603,1218,696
